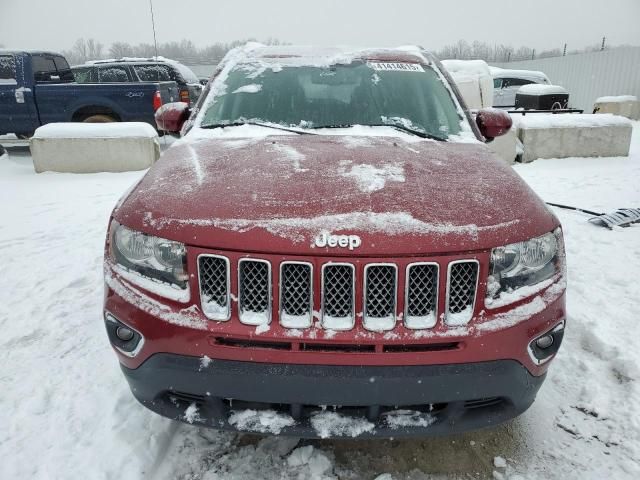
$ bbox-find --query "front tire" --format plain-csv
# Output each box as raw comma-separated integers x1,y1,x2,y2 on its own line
82,114,116,123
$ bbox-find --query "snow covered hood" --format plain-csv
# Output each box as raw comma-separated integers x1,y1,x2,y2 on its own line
115,135,557,255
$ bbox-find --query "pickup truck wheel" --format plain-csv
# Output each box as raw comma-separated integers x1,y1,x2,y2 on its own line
83,114,116,123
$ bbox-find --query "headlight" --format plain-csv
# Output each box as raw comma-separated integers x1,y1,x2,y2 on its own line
486,228,565,307
110,221,188,295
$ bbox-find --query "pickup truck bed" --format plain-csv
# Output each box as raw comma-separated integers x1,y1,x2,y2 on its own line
0,50,178,137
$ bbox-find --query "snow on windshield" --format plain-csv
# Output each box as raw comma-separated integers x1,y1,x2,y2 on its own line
190,44,477,142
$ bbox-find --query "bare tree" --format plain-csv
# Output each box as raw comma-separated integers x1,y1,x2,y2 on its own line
63,38,105,64
86,38,104,59
61,37,288,66
109,42,134,59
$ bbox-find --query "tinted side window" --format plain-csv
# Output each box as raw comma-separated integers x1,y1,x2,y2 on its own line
73,67,98,83
133,64,173,82
32,55,58,82
53,56,74,82
0,55,17,82
503,78,534,88
99,66,131,82
493,78,502,89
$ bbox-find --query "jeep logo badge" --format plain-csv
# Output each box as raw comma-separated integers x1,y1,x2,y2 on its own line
314,232,362,250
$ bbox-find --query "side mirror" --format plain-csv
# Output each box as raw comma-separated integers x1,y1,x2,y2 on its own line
155,102,190,134
475,108,512,141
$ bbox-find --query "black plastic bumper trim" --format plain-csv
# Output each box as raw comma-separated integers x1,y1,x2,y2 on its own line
121,355,545,438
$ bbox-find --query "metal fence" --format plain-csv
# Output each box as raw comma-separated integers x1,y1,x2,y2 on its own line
493,47,640,113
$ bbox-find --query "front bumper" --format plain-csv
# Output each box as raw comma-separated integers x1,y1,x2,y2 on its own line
122,355,545,438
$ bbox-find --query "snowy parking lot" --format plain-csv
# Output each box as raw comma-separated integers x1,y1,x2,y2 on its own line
1,125,639,479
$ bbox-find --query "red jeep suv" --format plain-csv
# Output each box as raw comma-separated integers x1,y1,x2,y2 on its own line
103,45,566,438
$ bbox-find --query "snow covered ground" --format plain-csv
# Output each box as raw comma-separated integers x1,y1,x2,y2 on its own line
1,125,639,479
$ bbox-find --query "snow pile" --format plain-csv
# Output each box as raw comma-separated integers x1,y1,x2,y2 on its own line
199,355,212,370
32,122,158,139
271,142,307,172
163,211,487,244
445,305,474,326
493,456,507,468
362,314,396,331
201,294,228,319
183,403,203,424
517,113,632,129
232,83,262,94
338,161,405,193
595,95,637,103
228,409,295,435
310,411,375,438
517,84,567,95
286,446,333,477
105,266,207,330
321,314,354,331
382,410,436,429
485,278,555,309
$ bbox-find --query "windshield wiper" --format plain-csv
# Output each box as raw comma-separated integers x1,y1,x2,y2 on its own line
200,121,316,135
310,123,446,141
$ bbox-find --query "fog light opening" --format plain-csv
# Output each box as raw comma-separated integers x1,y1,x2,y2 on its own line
116,326,135,342
104,312,145,358
528,320,565,366
535,334,554,349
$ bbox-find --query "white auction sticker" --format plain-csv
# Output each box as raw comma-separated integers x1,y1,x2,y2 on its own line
367,62,424,72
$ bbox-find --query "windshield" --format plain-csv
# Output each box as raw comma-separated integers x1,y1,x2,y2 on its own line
199,61,463,139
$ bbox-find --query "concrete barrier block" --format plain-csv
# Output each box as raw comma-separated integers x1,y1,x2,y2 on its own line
31,123,160,173
517,114,633,162
594,96,640,120
487,127,518,164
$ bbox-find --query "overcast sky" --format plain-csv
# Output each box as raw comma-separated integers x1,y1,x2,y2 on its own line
1,0,639,53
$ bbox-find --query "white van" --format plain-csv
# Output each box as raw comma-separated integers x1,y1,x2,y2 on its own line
490,67,551,108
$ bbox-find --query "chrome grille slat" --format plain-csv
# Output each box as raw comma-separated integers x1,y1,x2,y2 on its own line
238,259,271,325
405,263,438,329
280,262,313,328
322,264,355,330
198,255,230,321
446,260,479,325
363,264,397,331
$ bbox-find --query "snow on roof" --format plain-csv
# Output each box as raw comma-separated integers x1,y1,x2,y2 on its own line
518,84,567,95
242,43,431,66
489,66,550,82
33,122,158,139
83,56,200,83
517,113,632,129
441,59,491,76
595,95,638,103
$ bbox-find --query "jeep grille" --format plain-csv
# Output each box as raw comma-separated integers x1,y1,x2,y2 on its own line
405,263,439,329
280,262,313,328
238,259,271,325
446,261,479,325
196,255,480,330
363,264,397,330
321,264,355,330
198,255,230,320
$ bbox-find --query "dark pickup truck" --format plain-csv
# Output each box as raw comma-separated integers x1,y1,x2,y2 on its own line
0,50,179,137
